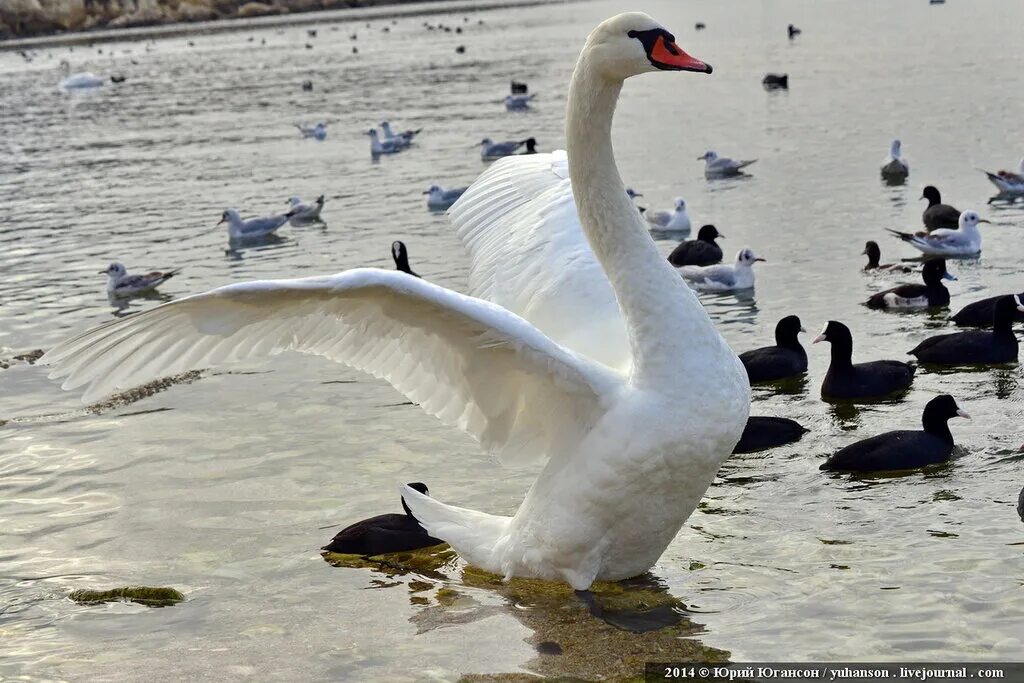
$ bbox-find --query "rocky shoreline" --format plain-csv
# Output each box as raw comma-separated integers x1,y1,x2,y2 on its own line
0,0,435,41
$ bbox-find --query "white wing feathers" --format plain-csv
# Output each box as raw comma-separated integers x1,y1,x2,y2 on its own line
42,269,617,466
448,151,631,370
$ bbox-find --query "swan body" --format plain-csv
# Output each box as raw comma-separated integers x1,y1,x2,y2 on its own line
888,210,987,256
645,197,691,231
41,13,749,590
58,61,104,90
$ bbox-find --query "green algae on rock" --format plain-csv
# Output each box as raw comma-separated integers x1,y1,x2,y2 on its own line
69,586,185,607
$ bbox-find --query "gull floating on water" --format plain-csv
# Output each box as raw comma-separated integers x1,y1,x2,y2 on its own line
219,208,293,240
505,93,536,110
58,60,104,90
287,195,325,224
644,197,691,232
368,128,404,155
479,137,528,160
102,263,180,297
880,139,909,182
678,248,764,291
698,150,756,178
887,210,988,256
980,158,1024,196
424,184,467,211
297,123,327,140
380,121,421,147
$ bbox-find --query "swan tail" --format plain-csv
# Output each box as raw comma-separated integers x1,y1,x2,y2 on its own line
401,484,510,567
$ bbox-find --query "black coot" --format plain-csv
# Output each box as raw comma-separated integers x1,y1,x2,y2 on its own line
739,315,807,382
734,416,809,453
814,321,915,400
910,296,1020,365
322,482,444,555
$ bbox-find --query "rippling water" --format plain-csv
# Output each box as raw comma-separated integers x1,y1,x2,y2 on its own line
2,0,1024,678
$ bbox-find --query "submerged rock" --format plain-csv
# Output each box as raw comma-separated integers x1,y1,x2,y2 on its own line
69,586,185,607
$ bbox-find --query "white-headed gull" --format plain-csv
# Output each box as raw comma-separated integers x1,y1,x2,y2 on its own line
980,158,1024,196
645,197,691,231
381,121,421,146
880,139,909,181
368,128,404,155
479,137,528,160
505,93,536,110
58,60,104,90
287,195,325,224
102,263,179,297
888,210,987,256
698,150,756,178
297,123,327,140
424,184,467,211
678,248,764,291
218,208,292,240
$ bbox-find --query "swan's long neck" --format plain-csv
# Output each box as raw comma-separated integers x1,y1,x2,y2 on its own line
565,56,718,386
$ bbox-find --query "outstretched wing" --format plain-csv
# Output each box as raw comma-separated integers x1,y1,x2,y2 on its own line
42,269,618,466
448,150,630,370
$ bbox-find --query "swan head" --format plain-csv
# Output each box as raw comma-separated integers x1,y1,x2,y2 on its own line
584,13,711,81
890,139,902,157
673,197,687,210
699,150,719,162
101,262,126,277
959,210,989,230
735,248,765,266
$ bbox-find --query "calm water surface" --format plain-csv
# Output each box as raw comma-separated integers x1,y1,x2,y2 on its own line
2,0,1024,679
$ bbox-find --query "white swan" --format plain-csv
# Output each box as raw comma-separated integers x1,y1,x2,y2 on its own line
58,60,104,90
40,13,749,590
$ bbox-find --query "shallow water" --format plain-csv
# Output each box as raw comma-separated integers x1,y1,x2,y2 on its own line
2,0,1024,679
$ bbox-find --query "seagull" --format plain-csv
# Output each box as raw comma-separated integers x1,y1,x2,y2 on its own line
979,158,1024,196
380,121,421,147
423,184,467,211
920,185,960,231
391,240,419,277
218,208,294,240
479,137,527,161
297,123,327,140
368,129,404,155
678,248,764,291
102,263,180,297
887,210,988,256
286,195,325,224
880,139,909,182
698,150,757,178
505,93,536,110
644,198,691,232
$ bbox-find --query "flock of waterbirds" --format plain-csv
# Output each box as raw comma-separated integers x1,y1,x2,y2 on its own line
29,9,1024,593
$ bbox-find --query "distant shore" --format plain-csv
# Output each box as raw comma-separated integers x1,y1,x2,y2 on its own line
0,0,557,50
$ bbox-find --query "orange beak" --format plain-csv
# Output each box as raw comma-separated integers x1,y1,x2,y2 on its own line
651,35,711,73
